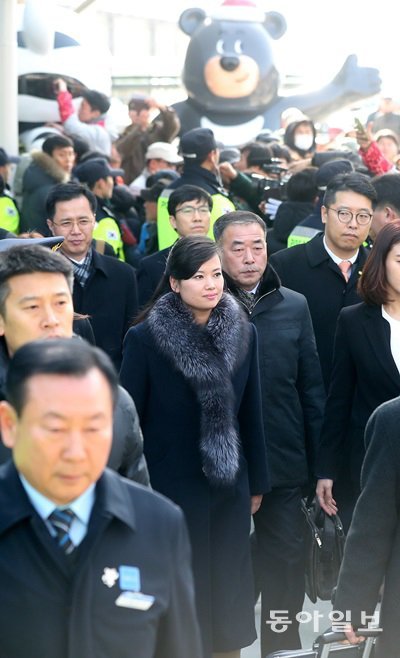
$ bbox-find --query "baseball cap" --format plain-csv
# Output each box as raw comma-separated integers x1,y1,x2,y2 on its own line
141,181,166,202
179,128,218,161
0,148,20,167
145,142,183,164
316,159,354,190
0,236,65,253
74,158,124,187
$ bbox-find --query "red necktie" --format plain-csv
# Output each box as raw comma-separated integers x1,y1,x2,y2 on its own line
338,260,351,282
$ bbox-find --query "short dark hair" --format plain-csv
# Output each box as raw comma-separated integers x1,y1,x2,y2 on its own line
42,135,74,156
323,172,377,208
81,89,110,115
0,245,73,316
372,173,400,214
167,185,213,216
359,221,400,305
5,338,119,416
213,210,266,242
46,182,97,220
286,167,318,202
246,143,273,168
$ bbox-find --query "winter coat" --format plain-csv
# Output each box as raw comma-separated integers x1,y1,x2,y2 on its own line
270,233,370,389
120,292,269,656
225,265,325,488
334,397,400,658
21,151,69,235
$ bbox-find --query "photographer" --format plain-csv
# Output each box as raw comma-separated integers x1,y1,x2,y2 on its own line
219,143,288,225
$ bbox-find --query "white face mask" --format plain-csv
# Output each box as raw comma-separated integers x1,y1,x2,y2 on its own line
294,134,314,152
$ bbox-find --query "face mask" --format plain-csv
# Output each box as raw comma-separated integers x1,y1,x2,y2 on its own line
294,134,314,152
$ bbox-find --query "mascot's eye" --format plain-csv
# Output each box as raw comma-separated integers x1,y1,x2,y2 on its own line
216,39,224,55
234,40,243,54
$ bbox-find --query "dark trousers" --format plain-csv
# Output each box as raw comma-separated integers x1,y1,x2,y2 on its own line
252,487,306,657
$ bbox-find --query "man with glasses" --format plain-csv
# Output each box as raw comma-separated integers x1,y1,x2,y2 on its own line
137,185,212,307
46,183,138,369
270,172,377,390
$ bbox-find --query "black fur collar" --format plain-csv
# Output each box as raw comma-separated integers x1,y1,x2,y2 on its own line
148,292,250,486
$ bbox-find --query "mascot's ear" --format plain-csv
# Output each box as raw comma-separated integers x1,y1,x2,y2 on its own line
179,7,207,36
264,11,287,40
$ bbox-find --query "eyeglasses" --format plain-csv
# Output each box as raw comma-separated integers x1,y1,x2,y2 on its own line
175,206,210,218
51,219,94,230
327,207,373,226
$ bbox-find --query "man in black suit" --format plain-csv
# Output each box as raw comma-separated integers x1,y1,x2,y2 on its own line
270,172,377,390
0,339,201,658
137,184,212,307
46,183,138,370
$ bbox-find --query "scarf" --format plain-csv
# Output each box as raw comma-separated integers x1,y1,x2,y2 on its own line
148,292,250,486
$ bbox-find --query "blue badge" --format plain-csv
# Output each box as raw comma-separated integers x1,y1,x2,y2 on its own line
119,565,141,592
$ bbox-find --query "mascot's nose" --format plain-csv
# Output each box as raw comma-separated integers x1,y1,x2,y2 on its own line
220,56,240,72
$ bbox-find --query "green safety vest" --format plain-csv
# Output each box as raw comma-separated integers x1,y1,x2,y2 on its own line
0,196,20,234
157,189,235,250
287,225,320,248
93,217,125,261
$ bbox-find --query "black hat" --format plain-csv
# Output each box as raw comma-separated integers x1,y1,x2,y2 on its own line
0,148,20,167
140,181,166,202
316,159,354,190
180,128,217,162
74,158,124,187
219,147,241,164
0,236,65,253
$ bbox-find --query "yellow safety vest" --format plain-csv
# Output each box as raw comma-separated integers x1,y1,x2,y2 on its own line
157,189,235,250
93,217,125,261
0,196,20,234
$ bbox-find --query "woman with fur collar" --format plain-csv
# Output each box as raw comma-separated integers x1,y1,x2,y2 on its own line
120,236,269,658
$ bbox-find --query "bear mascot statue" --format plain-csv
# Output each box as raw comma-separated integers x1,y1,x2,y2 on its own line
172,0,381,145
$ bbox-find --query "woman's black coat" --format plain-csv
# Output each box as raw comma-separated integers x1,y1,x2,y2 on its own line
120,309,269,656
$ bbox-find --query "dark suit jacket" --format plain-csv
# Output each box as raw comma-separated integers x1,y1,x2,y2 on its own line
72,249,138,370
137,246,171,308
269,233,370,389
316,302,400,483
0,463,202,658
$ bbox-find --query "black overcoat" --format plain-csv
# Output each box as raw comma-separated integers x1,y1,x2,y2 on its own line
72,249,138,370
269,232,370,389
0,464,202,658
334,398,400,658
120,316,269,655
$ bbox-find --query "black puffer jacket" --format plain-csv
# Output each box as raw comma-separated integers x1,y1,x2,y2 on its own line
225,265,325,488
0,339,150,486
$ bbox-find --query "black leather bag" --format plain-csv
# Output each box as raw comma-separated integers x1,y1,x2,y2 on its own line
301,496,346,603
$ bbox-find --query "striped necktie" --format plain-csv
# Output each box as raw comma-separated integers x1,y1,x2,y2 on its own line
48,508,75,555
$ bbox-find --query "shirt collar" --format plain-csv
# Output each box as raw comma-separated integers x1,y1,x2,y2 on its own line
323,235,358,265
19,474,95,525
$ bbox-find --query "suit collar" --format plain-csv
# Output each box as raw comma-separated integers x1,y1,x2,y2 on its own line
0,464,136,536
362,303,400,388
0,462,36,534
93,469,136,532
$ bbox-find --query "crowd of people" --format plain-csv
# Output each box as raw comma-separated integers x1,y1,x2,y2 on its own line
1,84,400,658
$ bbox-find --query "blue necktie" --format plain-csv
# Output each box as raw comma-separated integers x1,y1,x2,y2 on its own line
48,508,75,555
